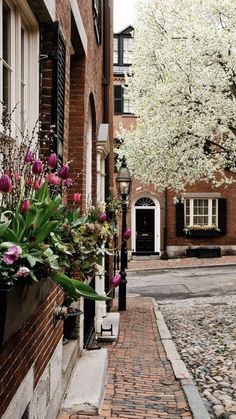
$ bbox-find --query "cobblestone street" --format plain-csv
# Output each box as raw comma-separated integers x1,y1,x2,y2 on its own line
162,295,236,418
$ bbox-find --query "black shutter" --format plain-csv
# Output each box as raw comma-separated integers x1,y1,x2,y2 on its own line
51,23,66,159
176,202,185,236
218,198,227,236
114,85,123,114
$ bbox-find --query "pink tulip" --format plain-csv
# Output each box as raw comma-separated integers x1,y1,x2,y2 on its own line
0,175,12,193
25,150,34,163
21,199,30,213
99,213,108,223
73,193,81,203
111,274,122,288
26,176,34,186
32,159,43,175
64,178,73,188
3,245,21,265
47,153,58,169
123,229,131,240
47,173,61,185
15,173,21,182
58,164,69,179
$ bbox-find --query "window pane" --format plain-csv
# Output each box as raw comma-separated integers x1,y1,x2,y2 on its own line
21,28,26,130
3,2,11,65
113,38,118,63
3,65,11,112
123,37,133,64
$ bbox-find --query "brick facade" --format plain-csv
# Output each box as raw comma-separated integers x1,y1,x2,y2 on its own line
0,1,114,417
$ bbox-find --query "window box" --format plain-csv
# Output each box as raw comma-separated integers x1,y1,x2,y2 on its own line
0,277,52,346
184,228,221,238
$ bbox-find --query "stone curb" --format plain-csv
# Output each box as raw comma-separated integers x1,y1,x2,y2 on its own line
151,298,211,419
127,262,236,276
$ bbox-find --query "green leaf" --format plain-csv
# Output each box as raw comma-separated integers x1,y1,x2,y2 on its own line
25,253,43,267
51,271,110,301
34,221,59,243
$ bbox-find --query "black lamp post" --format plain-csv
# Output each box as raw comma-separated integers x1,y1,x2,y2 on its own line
116,158,132,311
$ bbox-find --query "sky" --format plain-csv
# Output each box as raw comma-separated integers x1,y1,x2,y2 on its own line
113,0,139,33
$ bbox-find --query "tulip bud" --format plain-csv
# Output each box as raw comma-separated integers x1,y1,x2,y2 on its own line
26,176,34,187
47,173,61,185
64,178,73,188
0,175,12,193
32,159,43,175
73,193,81,203
111,274,122,288
47,153,58,169
99,213,108,223
21,199,30,213
25,150,34,164
123,228,131,240
58,165,69,179
15,173,21,182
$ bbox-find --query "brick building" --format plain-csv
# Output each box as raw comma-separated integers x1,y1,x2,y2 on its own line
113,26,236,260
0,1,113,418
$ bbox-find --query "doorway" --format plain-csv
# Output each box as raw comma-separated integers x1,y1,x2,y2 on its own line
132,197,160,255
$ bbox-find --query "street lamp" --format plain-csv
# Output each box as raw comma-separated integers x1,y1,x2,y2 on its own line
116,158,132,311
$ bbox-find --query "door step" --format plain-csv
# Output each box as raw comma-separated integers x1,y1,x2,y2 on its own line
61,348,108,415
131,255,161,261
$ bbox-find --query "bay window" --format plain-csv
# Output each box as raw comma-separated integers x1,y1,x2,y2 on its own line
0,0,39,134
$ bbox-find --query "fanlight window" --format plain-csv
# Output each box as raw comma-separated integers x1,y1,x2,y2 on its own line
135,198,155,207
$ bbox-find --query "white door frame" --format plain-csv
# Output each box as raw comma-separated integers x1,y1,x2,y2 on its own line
131,197,160,253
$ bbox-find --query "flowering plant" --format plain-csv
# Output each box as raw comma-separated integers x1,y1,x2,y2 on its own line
184,225,220,234
0,120,111,301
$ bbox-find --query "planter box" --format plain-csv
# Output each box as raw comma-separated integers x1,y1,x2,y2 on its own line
0,277,52,346
184,229,221,238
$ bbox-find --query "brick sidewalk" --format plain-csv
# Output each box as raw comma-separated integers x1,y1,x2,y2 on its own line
59,297,193,419
128,255,236,272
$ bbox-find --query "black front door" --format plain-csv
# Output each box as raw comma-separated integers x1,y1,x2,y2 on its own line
136,209,155,253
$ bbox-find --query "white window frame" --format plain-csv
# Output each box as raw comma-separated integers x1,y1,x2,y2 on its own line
123,86,133,114
0,0,39,136
123,37,133,64
184,198,218,227
113,37,118,64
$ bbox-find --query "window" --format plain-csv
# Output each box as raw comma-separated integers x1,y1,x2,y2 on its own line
113,37,118,64
184,198,218,227
123,37,133,64
114,85,133,114
0,0,39,133
93,0,101,44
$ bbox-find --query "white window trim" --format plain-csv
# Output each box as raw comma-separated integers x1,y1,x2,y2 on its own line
184,198,218,227
0,0,39,136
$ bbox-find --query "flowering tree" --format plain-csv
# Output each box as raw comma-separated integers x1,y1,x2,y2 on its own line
121,0,236,190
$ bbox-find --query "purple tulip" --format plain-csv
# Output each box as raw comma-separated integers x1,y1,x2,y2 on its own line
16,267,30,278
47,153,58,169
99,213,108,223
123,228,131,240
0,174,12,193
3,245,21,265
64,178,73,188
25,150,34,163
58,164,69,179
32,159,43,175
111,274,122,288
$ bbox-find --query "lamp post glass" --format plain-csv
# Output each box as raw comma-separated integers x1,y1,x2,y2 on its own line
116,159,131,311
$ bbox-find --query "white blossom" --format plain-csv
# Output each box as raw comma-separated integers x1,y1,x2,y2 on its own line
120,0,236,191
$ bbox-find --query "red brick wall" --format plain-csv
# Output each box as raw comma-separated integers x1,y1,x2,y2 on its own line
167,181,236,247
0,285,64,417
